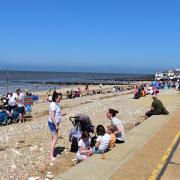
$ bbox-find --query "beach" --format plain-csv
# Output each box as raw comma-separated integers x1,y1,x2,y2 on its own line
0,85,179,179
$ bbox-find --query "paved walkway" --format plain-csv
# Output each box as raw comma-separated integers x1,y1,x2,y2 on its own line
56,108,180,180
111,109,180,180
161,138,180,180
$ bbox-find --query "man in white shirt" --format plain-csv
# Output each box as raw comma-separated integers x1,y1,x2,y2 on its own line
16,89,25,123
8,92,18,113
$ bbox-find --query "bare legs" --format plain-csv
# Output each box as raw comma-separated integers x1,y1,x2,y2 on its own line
50,132,58,161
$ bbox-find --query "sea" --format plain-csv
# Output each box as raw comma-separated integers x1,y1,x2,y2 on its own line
0,70,154,95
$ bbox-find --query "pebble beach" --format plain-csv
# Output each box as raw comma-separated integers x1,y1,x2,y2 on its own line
0,85,179,180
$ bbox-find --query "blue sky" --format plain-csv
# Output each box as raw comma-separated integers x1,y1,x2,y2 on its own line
0,0,179,73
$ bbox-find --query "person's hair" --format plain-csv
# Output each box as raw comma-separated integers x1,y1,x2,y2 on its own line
96,125,106,136
16,88,21,93
107,125,116,133
109,109,119,117
52,91,62,102
81,131,90,140
0,104,3,109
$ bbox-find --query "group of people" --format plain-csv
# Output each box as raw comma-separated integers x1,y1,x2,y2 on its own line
76,109,125,161
47,91,125,162
0,88,34,125
112,86,125,93
48,82,171,162
47,84,103,102
134,80,180,100
133,82,160,99
0,89,25,124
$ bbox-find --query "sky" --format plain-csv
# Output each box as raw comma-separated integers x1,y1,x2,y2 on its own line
0,0,179,73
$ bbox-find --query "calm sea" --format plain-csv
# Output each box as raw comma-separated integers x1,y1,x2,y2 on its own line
0,70,153,95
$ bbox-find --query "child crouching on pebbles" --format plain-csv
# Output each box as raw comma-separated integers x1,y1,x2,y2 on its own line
76,131,93,162
107,125,116,148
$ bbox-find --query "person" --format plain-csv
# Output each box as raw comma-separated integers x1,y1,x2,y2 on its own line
106,109,125,143
145,95,169,118
0,104,10,124
94,125,111,154
16,89,25,123
24,90,33,115
106,125,116,148
133,86,139,99
99,84,102,89
7,92,18,114
48,91,66,161
85,84,89,91
76,131,93,162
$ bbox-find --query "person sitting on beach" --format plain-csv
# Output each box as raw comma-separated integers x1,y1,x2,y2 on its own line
145,95,169,119
106,125,116,148
133,86,139,99
0,104,10,124
106,109,125,144
76,131,93,162
93,125,111,154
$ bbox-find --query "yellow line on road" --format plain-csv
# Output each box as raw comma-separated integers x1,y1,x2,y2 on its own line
149,130,180,180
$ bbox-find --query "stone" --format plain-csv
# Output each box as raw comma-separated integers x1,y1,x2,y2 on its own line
46,174,54,179
11,164,17,170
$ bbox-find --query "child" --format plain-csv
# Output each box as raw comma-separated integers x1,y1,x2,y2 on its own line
76,131,93,162
107,125,116,148
94,125,111,154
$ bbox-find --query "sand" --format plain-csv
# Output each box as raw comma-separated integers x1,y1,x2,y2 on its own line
0,85,179,179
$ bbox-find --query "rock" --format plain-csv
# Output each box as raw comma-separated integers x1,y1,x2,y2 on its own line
46,174,54,179
28,177,40,180
72,158,77,162
12,148,22,156
50,162,54,166
30,145,37,151
11,164,17,170
46,171,52,175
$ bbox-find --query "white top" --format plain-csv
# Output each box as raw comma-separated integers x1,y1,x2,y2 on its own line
17,92,24,107
77,138,91,156
8,93,18,106
48,102,61,123
111,117,125,141
96,134,111,151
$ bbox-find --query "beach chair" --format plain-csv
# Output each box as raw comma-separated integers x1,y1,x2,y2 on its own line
0,111,11,126
24,96,33,117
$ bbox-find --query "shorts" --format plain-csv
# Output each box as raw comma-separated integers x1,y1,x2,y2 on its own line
16,107,25,114
9,105,17,112
93,147,106,154
48,121,59,133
